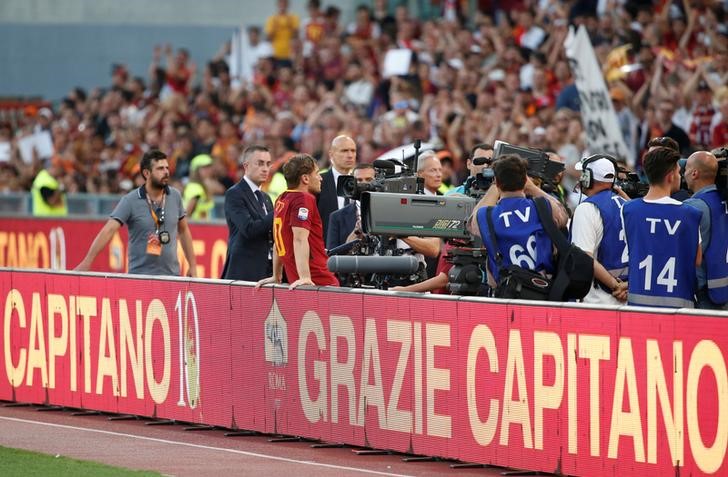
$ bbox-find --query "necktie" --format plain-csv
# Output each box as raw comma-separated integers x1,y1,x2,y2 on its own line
255,190,267,214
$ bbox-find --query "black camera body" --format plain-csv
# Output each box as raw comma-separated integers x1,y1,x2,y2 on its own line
462,168,495,198
615,171,649,199
337,159,424,201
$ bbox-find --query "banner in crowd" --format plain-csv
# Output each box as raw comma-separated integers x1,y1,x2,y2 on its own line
564,25,631,163
1,269,727,476
0,217,228,279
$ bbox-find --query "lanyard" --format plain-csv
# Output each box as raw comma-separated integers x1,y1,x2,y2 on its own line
146,192,166,233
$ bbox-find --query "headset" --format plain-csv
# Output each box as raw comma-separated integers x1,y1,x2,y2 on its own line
578,153,619,190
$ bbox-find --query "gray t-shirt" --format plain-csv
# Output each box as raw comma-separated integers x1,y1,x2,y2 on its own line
111,186,185,276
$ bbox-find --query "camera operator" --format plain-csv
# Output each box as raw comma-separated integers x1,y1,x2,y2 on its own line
545,152,572,215
468,155,568,287
570,155,630,305
448,143,493,196
621,147,702,308
326,164,376,250
683,150,728,310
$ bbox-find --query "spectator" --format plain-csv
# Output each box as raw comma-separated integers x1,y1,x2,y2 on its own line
647,98,692,157
301,0,326,58
710,94,728,149
5,0,727,226
163,46,195,98
265,0,300,68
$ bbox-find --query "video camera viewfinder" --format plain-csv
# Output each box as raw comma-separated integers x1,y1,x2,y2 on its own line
493,140,564,182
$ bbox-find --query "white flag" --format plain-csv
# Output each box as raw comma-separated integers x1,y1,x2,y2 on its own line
564,26,630,163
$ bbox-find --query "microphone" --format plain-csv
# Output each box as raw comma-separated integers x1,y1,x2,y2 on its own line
327,255,420,275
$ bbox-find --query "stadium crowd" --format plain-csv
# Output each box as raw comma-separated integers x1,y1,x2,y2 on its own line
1,0,726,202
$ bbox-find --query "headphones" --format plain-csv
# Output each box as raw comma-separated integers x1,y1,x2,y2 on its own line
579,153,619,190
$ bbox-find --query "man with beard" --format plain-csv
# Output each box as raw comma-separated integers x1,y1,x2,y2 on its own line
75,150,197,276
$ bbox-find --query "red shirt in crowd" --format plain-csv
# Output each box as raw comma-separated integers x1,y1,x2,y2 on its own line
274,190,339,286
689,104,716,148
712,122,728,149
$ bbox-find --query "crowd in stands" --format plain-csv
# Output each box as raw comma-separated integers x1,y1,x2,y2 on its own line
0,0,726,208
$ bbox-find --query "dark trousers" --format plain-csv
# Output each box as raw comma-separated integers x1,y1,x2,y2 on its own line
696,287,728,311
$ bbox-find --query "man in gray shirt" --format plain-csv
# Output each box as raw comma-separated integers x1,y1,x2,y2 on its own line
75,150,197,276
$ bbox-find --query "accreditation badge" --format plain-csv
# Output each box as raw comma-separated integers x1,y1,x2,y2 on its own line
146,232,162,256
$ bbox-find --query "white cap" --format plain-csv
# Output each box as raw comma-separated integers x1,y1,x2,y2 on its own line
575,157,616,182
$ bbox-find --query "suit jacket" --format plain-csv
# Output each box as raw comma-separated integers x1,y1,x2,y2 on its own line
317,169,340,240
326,203,357,250
221,179,274,281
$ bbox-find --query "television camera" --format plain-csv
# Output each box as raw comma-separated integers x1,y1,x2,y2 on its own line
615,170,649,198
327,141,568,295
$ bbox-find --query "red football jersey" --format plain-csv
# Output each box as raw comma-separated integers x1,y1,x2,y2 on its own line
274,191,339,286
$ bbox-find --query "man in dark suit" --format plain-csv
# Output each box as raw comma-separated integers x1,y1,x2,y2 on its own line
221,145,274,281
318,135,357,239
326,164,376,250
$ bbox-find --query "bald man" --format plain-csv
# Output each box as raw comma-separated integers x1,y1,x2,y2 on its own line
684,151,728,309
318,135,357,238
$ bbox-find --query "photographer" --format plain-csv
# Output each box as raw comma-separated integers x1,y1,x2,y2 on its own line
448,143,493,196
683,150,728,310
468,155,568,287
570,155,630,305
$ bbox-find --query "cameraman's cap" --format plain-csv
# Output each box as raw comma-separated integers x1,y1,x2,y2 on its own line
575,157,616,181
190,154,214,174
